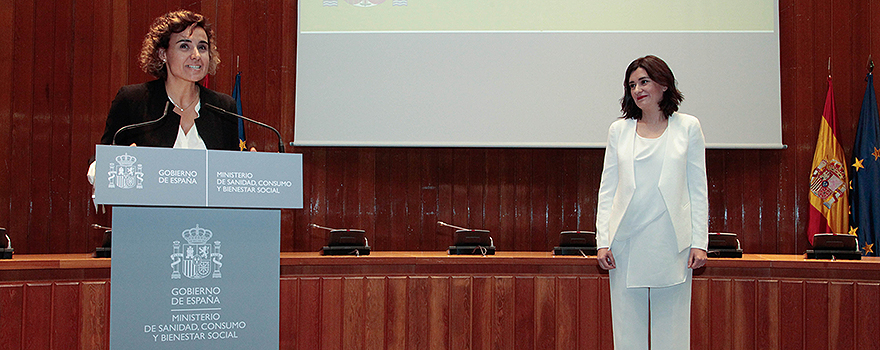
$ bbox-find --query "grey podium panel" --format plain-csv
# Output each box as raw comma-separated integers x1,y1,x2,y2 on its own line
109,207,280,350
94,145,303,208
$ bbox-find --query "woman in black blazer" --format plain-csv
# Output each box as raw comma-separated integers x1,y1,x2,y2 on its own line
99,9,239,151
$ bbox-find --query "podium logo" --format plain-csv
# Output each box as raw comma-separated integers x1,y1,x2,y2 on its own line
170,225,224,280
107,153,144,190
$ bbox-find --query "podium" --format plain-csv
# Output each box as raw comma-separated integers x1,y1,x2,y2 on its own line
94,145,302,349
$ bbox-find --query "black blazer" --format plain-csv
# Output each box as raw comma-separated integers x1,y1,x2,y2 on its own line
99,79,240,151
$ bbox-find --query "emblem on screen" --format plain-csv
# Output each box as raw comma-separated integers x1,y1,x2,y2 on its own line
171,225,223,280
107,153,144,190
322,0,407,7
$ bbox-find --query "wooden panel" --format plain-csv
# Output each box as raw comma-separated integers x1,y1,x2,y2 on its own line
755,280,780,348
363,277,386,350
0,284,24,349
321,277,343,350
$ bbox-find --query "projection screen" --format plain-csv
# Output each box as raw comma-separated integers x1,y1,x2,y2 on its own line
295,0,782,148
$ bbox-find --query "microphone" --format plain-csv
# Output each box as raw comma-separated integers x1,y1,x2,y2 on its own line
112,101,170,145
203,103,285,153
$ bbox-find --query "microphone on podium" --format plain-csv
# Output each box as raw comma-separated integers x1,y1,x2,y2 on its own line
203,103,285,153
112,101,170,146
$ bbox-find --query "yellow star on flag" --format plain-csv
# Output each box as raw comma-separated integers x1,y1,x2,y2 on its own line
239,139,247,151
849,226,858,235
863,243,874,255
853,157,865,171
873,147,880,161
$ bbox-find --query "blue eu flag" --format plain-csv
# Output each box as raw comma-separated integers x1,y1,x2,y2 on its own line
232,72,246,151
851,73,880,256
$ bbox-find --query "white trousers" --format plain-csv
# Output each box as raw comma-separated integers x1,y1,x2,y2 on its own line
609,253,692,349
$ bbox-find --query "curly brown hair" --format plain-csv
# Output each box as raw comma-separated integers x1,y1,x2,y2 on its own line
619,55,683,120
138,10,221,80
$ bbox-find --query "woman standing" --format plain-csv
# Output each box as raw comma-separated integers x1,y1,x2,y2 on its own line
99,9,239,151
595,55,708,349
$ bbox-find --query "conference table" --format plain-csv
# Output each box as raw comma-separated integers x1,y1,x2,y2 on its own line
1,252,878,349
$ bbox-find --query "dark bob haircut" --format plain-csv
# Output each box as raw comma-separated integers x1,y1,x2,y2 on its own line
620,55,683,120
138,10,221,80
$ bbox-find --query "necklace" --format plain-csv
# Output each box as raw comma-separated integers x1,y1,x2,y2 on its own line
168,94,199,113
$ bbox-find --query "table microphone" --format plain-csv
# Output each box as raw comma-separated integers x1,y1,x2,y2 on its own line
203,103,285,153
112,101,170,145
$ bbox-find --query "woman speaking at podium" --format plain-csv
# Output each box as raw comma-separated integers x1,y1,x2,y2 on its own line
88,9,239,183
595,55,709,349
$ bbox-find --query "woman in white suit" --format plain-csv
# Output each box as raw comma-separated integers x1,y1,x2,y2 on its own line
596,55,709,349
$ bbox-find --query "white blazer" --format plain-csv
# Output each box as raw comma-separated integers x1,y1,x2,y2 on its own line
596,112,709,252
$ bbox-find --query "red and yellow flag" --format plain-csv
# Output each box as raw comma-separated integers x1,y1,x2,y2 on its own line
807,77,849,244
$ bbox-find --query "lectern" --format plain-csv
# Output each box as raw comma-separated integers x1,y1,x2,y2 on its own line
94,145,302,349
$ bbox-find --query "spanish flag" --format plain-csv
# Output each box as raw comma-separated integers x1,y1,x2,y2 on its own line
807,77,849,244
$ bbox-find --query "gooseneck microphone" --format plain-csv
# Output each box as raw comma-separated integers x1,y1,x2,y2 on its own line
203,103,285,153
112,101,171,146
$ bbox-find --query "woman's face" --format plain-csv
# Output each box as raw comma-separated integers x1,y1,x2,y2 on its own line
159,26,210,85
627,67,666,111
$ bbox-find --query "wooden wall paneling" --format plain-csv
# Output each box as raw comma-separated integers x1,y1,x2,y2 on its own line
776,0,799,255
827,281,854,349
529,150,549,250
321,277,343,350
575,277,599,350
385,276,407,349
790,0,818,255
280,277,299,349
732,279,756,349
722,151,744,248
450,149,469,232
559,150,579,231
493,276,516,349
52,283,80,350
342,277,365,350
755,280,780,348
690,277,710,349
80,281,110,350
708,278,733,349
47,0,72,254
436,149,455,250
358,149,378,244
11,0,35,254
705,150,724,233
544,151,564,247
427,276,450,350
556,277,579,349
449,276,472,349
406,276,429,349
470,276,491,350
484,149,503,251
0,0,12,236
297,277,321,350
30,0,55,254
513,150,532,251
406,149,423,249
778,280,804,349
534,276,556,348
23,283,52,350
514,276,535,349
0,284,25,349
364,276,387,350
758,151,781,253
307,149,328,250
325,149,346,230
804,281,829,350
854,282,880,348
390,149,409,250
741,151,761,253
70,0,96,253
465,149,486,229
